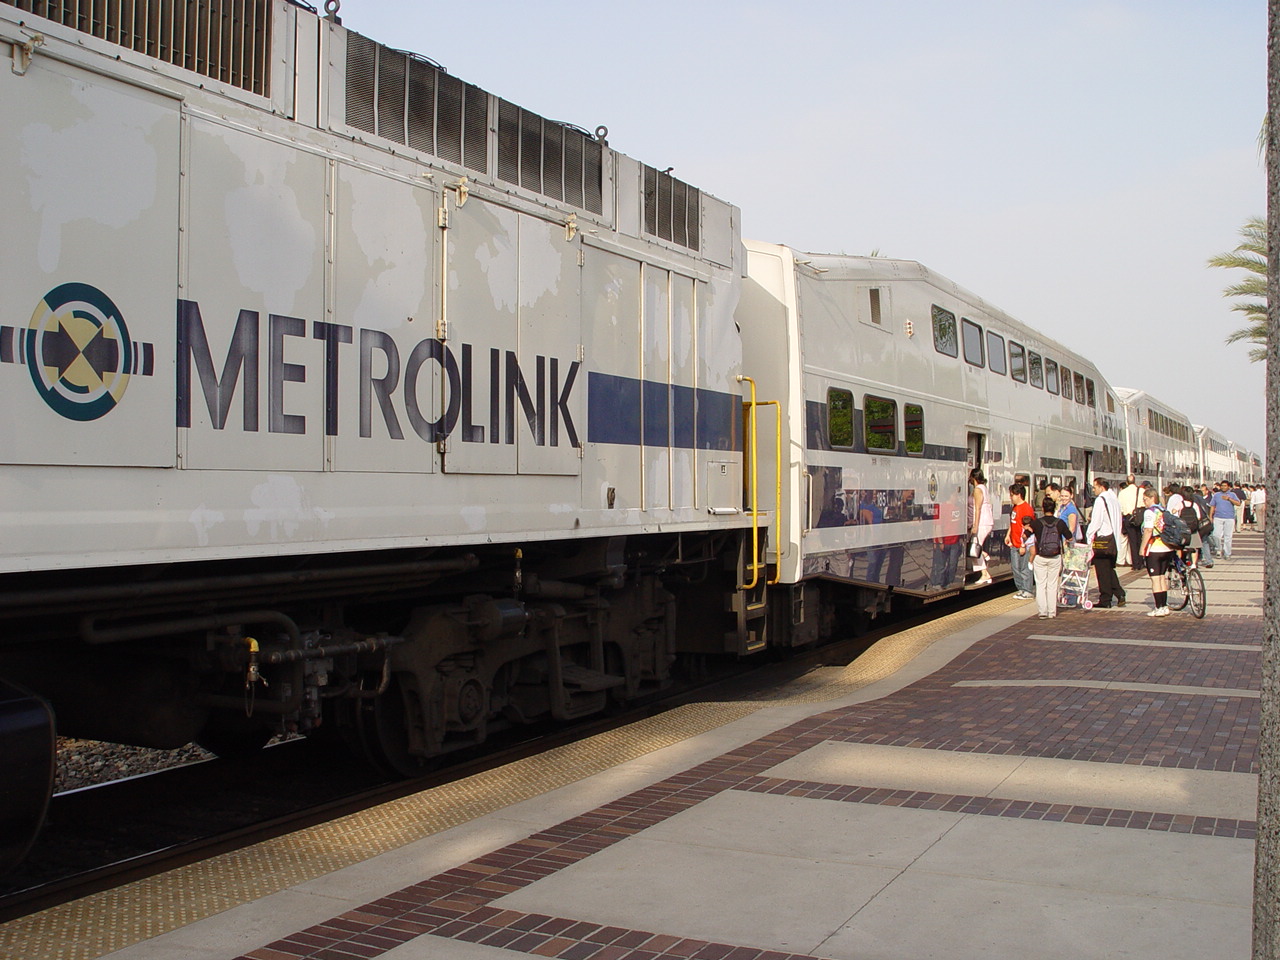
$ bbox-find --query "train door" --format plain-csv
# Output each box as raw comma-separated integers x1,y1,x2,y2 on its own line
967,433,985,474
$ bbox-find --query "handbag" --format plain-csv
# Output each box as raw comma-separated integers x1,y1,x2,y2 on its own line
969,536,982,558
1091,536,1115,555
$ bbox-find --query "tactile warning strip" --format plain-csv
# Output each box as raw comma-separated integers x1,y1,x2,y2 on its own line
0,599,1017,960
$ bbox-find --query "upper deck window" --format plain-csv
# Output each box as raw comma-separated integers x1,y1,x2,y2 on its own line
1028,351,1044,388
1044,359,1059,394
987,331,1007,375
1087,379,1097,408
1060,367,1073,400
932,305,958,357
1010,342,1027,382
961,318,985,367
1073,372,1086,405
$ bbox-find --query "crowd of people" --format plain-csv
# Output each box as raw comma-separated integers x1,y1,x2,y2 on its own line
968,468,1264,619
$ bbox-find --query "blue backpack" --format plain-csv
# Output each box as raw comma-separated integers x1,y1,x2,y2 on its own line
1158,509,1190,549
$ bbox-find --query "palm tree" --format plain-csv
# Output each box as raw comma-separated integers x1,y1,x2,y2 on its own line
1208,215,1268,362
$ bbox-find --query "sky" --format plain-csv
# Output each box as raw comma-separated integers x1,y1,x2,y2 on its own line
339,0,1268,456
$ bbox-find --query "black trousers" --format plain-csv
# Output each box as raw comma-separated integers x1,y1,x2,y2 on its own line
1093,552,1125,605
1124,524,1143,569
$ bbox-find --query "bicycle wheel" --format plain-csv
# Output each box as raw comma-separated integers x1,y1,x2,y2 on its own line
1168,569,1189,611
1186,567,1206,619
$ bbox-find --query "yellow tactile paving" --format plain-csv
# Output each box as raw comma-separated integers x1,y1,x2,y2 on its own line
0,598,1015,960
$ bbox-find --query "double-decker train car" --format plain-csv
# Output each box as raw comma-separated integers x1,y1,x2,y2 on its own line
735,243,1128,638
1197,425,1238,486
1114,387,1200,488
0,0,1264,872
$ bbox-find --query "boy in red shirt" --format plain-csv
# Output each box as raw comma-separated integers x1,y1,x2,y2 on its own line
1005,483,1036,599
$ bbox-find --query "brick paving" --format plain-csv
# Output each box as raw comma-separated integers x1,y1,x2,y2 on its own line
239,596,1262,960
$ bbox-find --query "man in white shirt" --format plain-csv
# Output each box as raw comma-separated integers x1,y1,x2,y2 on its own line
1116,476,1141,569
1252,484,1266,532
1086,477,1126,608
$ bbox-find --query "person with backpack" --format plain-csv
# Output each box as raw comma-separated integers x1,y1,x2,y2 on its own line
1139,486,1176,617
1026,500,1071,620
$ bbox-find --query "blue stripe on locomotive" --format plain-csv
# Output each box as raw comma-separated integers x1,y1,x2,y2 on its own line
587,372,739,450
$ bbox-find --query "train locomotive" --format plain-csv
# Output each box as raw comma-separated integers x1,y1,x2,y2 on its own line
0,0,1262,871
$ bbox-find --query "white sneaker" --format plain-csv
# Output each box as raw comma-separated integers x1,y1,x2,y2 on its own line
1146,607,1170,617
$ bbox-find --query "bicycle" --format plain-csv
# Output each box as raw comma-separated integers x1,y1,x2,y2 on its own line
1167,551,1207,618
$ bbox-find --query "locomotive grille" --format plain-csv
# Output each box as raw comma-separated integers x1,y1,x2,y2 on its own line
346,31,488,176
496,99,604,215
643,164,700,251
3,0,271,95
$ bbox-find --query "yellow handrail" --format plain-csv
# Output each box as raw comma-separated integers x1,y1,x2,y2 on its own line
737,376,782,589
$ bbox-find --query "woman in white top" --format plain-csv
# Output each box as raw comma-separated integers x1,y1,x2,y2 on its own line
968,468,994,587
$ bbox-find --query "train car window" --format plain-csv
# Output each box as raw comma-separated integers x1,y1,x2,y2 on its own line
987,332,1007,374
931,305,958,357
1028,352,1043,388
1060,365,1072,399
827,388,854,447
961,318,985,367
869,288,883,325
1106,392,1115,413
1010,342,1027,382
1087,380,1098,408
1044,359,1059,394
904,403,924,454
863,395,897,450
1073,372,1086,404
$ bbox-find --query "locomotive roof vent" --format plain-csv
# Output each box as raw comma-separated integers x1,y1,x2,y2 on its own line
344,29,605,217
2,0,273,96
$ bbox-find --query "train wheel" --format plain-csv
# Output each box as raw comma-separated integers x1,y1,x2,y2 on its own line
0,679,55,874
348,677,436,779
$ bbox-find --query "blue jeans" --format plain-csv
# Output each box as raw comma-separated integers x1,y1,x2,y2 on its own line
1214,517,1235,557
1200,532,1216,564
1009,545,1034,595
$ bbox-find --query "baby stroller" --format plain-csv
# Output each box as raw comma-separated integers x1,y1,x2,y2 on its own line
1058,541,1093,610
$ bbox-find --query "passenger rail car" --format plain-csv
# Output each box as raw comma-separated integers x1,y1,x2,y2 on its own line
735,242,1127,636
1197,426,1238,486
1115,388,1200,488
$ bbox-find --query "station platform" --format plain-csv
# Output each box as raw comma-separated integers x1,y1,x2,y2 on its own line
2,531,1266,960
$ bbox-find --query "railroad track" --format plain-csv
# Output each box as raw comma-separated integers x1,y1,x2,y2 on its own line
0,585,998,922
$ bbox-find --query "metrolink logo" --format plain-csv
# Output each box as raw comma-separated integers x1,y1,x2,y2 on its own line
176,300,581,446
3,289,580,446
0,283,156,421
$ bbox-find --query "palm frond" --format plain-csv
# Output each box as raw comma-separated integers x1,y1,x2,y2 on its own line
1207,251,1267,273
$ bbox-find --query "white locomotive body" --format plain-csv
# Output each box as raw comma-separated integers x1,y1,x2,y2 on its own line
0,1,747,573
0,0,763,870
